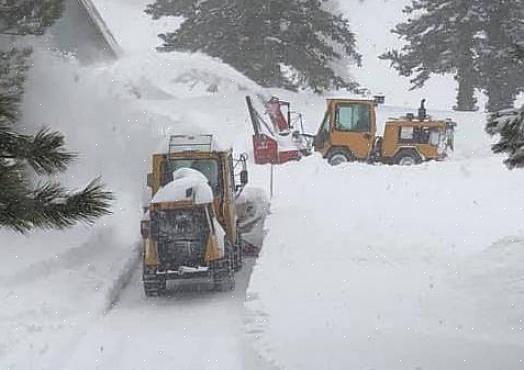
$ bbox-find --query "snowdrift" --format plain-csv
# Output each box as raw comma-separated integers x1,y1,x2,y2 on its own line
246,111,524,369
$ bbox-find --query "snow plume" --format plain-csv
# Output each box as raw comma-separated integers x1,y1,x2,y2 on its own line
22,50,169,241
0,42,268,367
0,48,171,367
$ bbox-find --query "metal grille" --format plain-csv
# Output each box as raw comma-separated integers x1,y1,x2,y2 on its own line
151,208,209,269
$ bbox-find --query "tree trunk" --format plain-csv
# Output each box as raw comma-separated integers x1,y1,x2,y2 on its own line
483,3,518,112
454,68,478,111
486,81,516,112
453,34,478,112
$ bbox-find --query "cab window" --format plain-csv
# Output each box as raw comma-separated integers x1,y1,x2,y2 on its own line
398,126,441,145
161,158,223,197
335,104,371,132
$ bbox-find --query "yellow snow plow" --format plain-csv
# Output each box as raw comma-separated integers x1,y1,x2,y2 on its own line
314,98,456,166
141,135,265,296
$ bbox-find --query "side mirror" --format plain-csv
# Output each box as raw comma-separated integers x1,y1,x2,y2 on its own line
147,173,153,188
240,170,248,186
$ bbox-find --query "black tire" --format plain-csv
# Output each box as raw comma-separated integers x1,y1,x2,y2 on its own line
326,148,353,166
233,242,243,272
211,246,235,292
143,269,166,297
393,149,422,166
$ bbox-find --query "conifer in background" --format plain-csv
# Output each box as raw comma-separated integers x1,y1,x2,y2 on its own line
380,0,482,112
145,0,361,92
382,0,524,112
486,45,524,169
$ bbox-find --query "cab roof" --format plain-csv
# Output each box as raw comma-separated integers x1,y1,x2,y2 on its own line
326,98,376,105
385,118,448,127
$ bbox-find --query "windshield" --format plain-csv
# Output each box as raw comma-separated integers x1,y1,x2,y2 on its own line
163,158,222,196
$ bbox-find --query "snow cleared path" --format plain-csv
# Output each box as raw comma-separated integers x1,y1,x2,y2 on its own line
55,258,275,370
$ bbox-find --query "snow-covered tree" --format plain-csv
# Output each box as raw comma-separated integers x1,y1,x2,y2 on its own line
476,0,524,112
382,0,524,112
486,45,524,169
0,0,65,35
145,0,361,92
0,0,113,232
380,0,482,112
0,0,65,100
486,105,524,169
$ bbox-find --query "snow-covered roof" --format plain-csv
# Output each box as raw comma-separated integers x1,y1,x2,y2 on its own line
48,0,120,64
151,168,213,205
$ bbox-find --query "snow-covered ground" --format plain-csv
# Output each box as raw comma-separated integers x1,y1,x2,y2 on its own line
1,0,523,369
246,154,524,369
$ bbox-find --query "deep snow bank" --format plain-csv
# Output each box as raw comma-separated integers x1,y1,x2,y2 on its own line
246,112,524,369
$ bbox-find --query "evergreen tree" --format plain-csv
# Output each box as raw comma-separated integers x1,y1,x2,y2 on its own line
0,0,65,35
477,0,524,112
486,104,524,169
486,45,524,169
380,0,482,112
0,0,113,232
0,94,112,232
145,0,361,92
0,47,31,101
382,0,524,112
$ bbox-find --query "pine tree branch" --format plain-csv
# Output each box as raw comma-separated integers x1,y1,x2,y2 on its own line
0,178,113,232
0,127,75,174
486,105,524,169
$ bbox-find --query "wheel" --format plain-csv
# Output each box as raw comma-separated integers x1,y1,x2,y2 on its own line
211,251,235,292
233,242,243,272
142,269,167,297
394,150,422,166
214,272,235,291
326,148,353,166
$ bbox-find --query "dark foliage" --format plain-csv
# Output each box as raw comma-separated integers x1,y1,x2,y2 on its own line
0,0,113,232
0,96,113,232
145,0,361,92
381,0,524,112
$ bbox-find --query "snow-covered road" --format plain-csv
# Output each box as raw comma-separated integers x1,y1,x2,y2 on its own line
54,258,274,370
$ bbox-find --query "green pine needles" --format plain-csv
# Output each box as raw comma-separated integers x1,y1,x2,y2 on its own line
0,96,113,232
1,0,113,232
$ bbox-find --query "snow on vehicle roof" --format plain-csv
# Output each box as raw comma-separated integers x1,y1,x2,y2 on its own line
151,168,214,205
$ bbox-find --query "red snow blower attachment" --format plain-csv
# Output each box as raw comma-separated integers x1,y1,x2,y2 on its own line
246,96,313,165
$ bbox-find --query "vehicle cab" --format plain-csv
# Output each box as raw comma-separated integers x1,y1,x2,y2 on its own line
314,98,378,165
